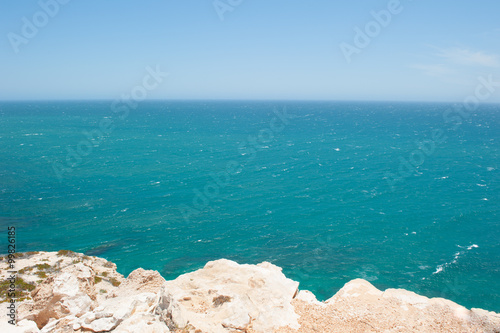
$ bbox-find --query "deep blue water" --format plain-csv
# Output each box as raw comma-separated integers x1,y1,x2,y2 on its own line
1,100,499,311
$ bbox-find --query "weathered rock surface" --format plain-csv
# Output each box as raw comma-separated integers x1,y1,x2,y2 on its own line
1,252,499,333
275,278,500,333
22,263,96,328
114,268,165,296
155,259,300,332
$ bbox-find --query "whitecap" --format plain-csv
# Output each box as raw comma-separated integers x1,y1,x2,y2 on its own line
433,265,444,275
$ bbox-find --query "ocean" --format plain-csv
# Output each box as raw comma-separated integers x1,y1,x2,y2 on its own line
1,100,499,312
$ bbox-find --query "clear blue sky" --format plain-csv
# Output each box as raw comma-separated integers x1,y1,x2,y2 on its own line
1,0,499,102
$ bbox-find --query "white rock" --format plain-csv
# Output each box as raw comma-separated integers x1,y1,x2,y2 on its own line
296,290,325,307
82,312,96,324
156,259,300,333
17,320,40,333
7,251,500,333
0,320,40,333
79,292,158,332
114,313,170,333
383,288,430,309
24,263,97,328
81,317,117,332
327,278,382,303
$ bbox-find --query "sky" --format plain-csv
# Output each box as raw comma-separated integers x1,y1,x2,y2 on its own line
1,0,500,102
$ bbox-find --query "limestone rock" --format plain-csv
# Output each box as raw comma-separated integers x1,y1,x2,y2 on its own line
76,291,158,332
17,320,40,333
114,313,170,332
470,308,500,330
295,290,324,307
0,320,40,333
72,268,164,332
327,278,383,302
115,268,166,296
40,315,78,333
155,259,300,333
3,251,500,333
21,263,96,329
276,279,500,333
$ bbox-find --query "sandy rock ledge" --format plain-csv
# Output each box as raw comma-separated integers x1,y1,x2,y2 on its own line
0,251,499,333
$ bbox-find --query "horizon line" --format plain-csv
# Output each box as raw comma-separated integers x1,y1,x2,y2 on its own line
1,98,499,105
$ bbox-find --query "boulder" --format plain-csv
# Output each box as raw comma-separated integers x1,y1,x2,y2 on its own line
17,320,40,333
21,263,96,329
40,315,78,333
115,268,166,296
295,290,324,307
155,259,299,333
0,320,40,333
114,313,170,332
73,268,164,332
77,292,158,332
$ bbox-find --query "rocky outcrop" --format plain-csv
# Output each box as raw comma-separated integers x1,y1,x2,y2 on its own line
155,259,300,332
24,263,96,328
275,279,500,333
1,251,499,333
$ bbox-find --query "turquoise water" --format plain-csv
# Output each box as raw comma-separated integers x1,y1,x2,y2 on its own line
1,101,499,311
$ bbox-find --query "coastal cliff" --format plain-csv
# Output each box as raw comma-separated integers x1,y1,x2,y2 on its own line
1,251,499,332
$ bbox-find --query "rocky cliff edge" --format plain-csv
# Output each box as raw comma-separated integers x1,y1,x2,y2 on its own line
0,251,499,333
